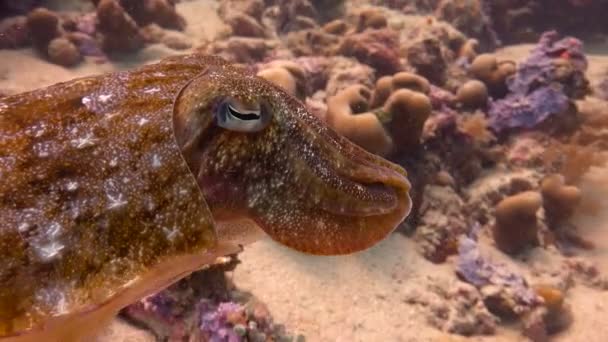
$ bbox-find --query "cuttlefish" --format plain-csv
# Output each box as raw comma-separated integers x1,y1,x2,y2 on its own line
0,55,411,341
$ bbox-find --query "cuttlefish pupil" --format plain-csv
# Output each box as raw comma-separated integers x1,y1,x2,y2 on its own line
214,97,270,133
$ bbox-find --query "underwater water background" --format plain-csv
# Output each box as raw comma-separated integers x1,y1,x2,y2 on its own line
1,1,608,341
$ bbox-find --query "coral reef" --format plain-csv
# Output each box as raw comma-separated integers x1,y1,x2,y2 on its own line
96,0,146,53
26,7,62,51
0,16,29,49
414,185,467,263
257,59,307,99
204,37,284,64
457,225,543,317
486,1,608,44
325,85,392,155
404,279,498,335
2,1,607,340
96,0,187,53
469,53,515,97
123,257,299,341
1,0,187,66
540,174,581,228
324,56,374,96
455,80,487,109
47,37,82,66
488,31,589,134
464,169,541,225
119,0,185,30
492,191,542,254
338,28,402,76
404,33,448,85
563,257,608,290
421,109,489,185
325,72,432,156
434,0,498,51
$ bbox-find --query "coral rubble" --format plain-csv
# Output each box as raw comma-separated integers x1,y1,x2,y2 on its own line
457,225,543,317
404,279,498,335
122,257,299,341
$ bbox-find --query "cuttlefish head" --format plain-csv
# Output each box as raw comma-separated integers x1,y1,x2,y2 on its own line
174,61,412,255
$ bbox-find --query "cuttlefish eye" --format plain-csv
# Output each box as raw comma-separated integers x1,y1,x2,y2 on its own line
215,97,272,132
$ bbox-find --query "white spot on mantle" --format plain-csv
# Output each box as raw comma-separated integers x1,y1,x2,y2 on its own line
143,87,160,94
34,241,65,262
70,133,97,149
163,227,179,241
98,94,113,103
151,154,162,168
66,181,79,192
81,96,92,107
18,222,31,233
107,193,128,210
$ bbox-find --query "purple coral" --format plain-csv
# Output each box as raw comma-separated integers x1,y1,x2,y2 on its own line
507,31,587,96
456,224,541,309
487,86,570,132
488,31,588,133
200,301,244,342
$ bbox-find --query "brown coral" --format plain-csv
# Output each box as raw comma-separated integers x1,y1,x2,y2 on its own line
26,7,61,50
325,85,393,155
118,0,185,30
325,74,432,156
274,0,319,33
322,19,349,35
204,37,283,64
325,56,375,97
469,53,516,97
356,8,388,32
24,8,88,67
526,285,573,337
458,38,479,62
381,89,432,152
96,0,145,53
492,191,542,254
47,37,81,67
218,0,265,21
540,174,581,227
457,112,494,144
370,72,430,108
338,28,402,76
226,12,267,38
286,29,341,56
257,60,307,100
0,16,29,49
456,80,488,109
405,36,448,85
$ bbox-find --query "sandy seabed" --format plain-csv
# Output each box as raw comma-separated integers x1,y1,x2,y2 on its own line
1,1,607,341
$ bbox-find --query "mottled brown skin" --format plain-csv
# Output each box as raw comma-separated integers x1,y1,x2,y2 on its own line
0,55,411,339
